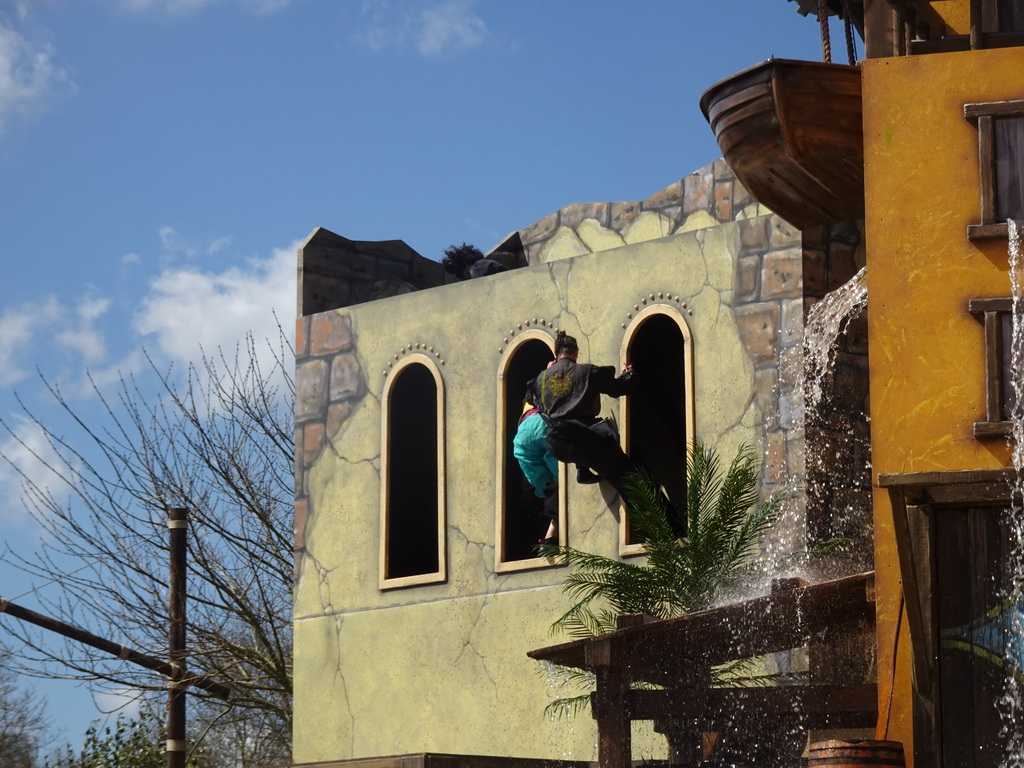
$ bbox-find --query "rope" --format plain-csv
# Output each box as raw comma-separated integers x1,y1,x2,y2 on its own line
842,0,857,64
818,0,832,63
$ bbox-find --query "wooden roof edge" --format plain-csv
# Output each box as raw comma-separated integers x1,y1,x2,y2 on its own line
878,467,1018,488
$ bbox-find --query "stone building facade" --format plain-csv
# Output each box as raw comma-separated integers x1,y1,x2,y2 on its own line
292,158,869,764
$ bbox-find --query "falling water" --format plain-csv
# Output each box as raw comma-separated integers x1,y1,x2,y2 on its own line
803,267,868,413
1000,220,1024,768
760,266,872,586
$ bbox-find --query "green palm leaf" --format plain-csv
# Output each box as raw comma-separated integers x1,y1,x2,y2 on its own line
542,441,793,715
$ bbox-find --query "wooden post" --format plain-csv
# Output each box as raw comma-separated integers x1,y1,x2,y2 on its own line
167,508,188,768
593,665,631,768
970,0,983,49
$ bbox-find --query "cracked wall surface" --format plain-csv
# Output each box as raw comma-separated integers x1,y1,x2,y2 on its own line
293,160,869,764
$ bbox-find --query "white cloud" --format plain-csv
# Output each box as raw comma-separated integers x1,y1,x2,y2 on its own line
359,0,486,56
0,1,41,22
416,0,486,55
0,232,296,399
0,19,72,139
93,686,145,717
54,297,111,364
113,0,296,15
0,295,112,387
207,235,233,254
133,241,297,372
0,296,63,386
116,0,216,13
158,225,199,261
0,416,70,527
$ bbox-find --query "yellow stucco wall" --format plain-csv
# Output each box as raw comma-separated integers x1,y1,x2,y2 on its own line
862,46,1024,758
293,225,763,764
930,0,971,34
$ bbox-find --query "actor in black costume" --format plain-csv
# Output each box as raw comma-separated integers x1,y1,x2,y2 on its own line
533,331,637,494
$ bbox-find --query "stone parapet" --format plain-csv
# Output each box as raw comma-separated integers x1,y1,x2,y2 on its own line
298,227,449,316
518,160,760,264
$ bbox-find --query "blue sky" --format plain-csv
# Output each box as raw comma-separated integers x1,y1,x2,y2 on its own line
0,0,833,753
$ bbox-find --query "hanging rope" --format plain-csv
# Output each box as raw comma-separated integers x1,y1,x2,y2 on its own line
818,0,833,63
842,0,857,64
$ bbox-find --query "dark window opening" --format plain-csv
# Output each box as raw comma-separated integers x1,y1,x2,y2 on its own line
1001,312,1019,417
385,363,440,580
994,116,1024,221
624,313,689,546
502,340,556,562
992,0,1024,32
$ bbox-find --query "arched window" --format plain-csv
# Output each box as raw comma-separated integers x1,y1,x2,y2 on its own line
619,307,695,555
495,332,566,571
379,355,446,588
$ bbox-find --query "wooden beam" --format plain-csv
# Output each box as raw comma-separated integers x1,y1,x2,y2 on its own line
886,491,934,694
964,99,1024,118
631,684,877,723
0,598,231,700
529,572,876,675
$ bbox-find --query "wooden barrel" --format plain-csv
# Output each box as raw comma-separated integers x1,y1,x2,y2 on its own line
807,739,905,767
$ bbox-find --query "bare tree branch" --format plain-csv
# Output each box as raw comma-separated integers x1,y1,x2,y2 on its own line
0,330,294,767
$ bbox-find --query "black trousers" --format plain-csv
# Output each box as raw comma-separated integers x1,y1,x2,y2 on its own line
545,421,634,495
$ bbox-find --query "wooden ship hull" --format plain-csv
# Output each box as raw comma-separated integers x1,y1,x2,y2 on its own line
700,59,864,231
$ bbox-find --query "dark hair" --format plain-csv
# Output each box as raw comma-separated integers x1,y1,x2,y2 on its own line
555,331,578,357
441,243,484,277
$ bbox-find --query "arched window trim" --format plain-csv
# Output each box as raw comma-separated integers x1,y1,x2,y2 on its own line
494,330,568,573
618,305,696,557
379,353,447,590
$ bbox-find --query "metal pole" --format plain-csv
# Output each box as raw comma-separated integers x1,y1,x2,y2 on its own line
167,507,188,768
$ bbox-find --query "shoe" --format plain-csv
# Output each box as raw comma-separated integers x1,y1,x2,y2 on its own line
535,536,558,556
576,467,601,485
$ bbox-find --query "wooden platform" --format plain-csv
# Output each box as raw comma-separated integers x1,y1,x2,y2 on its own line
529,572,878,768
700,59,864,231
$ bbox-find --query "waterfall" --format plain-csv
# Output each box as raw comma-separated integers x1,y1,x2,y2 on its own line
1001,221,1024,768
803,267,868,413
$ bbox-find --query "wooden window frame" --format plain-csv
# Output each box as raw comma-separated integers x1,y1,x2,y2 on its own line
494,331,567,573
965,99,1024,240
968,297,1016,437
618,305,696,557
379,354,447,590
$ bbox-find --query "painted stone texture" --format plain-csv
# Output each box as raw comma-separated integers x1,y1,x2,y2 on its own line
862,45,1024,754
292,160,870,763
518,160,763,265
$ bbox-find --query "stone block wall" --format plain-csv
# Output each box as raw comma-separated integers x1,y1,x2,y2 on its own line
517,159,760,264
298,227,449,316
294,311,367,574
511,159,871,568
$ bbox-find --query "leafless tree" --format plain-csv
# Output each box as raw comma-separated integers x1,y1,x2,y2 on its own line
0,652,48,768
0,332,294,767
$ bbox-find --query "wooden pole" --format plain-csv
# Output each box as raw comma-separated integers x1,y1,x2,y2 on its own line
0,600,230,700
167,507,188,768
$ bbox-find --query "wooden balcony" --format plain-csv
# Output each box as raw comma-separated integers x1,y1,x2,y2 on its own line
699,59,864,232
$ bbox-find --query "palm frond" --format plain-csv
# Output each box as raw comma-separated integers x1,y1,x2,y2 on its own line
544,693,594,720
542,440,786,717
